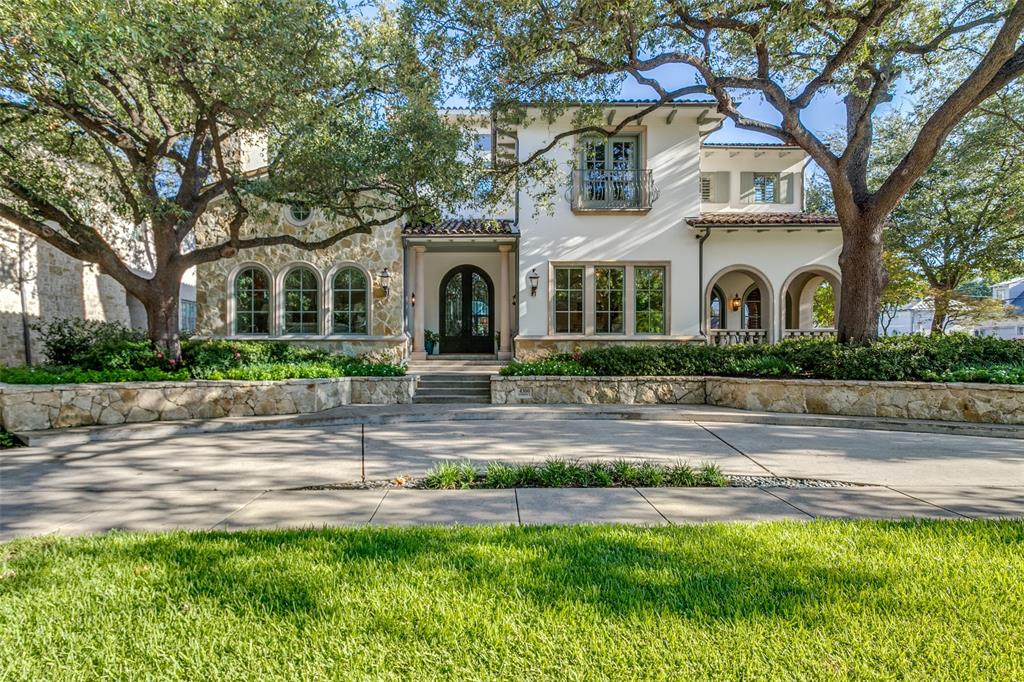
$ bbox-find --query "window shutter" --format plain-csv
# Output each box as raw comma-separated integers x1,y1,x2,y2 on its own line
740,172,754,203
779,172,795,204
700,174,712,201
715,171,730,203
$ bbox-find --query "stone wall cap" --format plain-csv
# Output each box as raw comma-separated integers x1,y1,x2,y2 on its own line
490,375,1024,392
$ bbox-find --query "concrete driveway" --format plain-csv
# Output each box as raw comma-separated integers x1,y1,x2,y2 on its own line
2,418,1023,537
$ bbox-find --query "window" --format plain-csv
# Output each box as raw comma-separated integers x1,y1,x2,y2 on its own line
180,300,196,333
554,266,584,333
286,203,312,225
752,173,777,203
332,267,368,334
700,174,713,201
579,135,642,208
474,133,493,152
709,288,723,330
743,287,762,329
283,267,319,334
595,266,625,334
634,266,666,334
234,267,271,334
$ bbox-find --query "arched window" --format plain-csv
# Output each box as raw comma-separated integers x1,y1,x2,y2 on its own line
283,267,320,334
710,287,724,330
742,287,762,330
332,267,368,334
234,267,271,334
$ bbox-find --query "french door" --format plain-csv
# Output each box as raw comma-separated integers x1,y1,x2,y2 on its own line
439,265,494,354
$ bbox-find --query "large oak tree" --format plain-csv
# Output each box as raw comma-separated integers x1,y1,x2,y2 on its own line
412,0,1024,342
0,0,474,359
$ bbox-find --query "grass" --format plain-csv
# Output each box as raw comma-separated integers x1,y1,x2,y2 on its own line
427,458,729,489
0,522,1022,679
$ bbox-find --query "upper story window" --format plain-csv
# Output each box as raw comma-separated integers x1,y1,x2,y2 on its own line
286,203,312,225
573,134,653,211
474,133,493,153
700,172,729,203
741,172,795,204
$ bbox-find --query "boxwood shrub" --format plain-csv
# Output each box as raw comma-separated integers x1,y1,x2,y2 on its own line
500,335,1024,384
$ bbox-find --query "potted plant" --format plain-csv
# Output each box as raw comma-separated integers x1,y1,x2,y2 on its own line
424,329,439,355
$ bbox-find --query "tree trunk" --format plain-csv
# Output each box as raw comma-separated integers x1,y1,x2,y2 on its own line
836,219,888,344
143,287,182,363
930,292,951,334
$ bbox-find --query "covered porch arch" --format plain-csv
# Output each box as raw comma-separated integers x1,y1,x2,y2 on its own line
705,264,775,345
781,265,840,340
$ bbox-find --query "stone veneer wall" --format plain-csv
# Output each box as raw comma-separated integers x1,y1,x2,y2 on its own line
704,376,1024,425
0,376,417,432
492,375,1024,424
194,207,406,359
513,338,702,362
491,376,706,405
1,222,136,366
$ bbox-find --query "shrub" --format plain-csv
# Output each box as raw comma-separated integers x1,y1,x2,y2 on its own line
582,461,614,487
696,462,728,487
666,462,697,487
609,459,642,486
0,366,190,384
33,318,156,369
423,461,478,489
192,362,349,381
484,462,539,488
537,458,584,487
500,335,1024,384
0,429,20,449
633,462,665,487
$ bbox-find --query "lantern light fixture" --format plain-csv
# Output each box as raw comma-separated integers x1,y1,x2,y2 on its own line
528,269,540,297
729,293,742,312
378,267,392,297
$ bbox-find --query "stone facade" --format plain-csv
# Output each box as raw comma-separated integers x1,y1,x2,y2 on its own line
513,338,702,361
492,376,706,404
1,223,136,366
194,205,407,359
0,376,418,432
705,376,1024,425
492,374,1024,425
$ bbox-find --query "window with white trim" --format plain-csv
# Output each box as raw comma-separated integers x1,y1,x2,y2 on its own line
332,267,369,334
554,266,585,334
283,267,319,334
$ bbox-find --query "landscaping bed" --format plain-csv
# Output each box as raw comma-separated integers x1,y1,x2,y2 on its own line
501,334,1024,384
420,458,729,489
1,522,1022,679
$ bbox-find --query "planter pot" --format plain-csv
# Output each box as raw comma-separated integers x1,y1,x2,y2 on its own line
425,339,435,354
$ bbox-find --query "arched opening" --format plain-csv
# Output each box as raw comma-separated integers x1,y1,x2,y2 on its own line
331,266,369,334
705,266,773,345
781,266,841,339
439,264,494,354
233,266,271,335
282,266,320,335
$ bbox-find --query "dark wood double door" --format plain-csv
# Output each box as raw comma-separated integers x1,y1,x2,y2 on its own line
439,265,494,354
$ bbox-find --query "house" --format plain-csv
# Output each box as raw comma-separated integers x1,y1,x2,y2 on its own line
880,299,936,336
0,221,197,366
973,276,1024,339
193,101,842,361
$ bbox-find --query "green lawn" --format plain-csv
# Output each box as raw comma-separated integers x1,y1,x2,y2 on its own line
1,522,1023,680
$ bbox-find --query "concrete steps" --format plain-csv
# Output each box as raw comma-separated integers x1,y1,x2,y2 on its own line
409,358,503,404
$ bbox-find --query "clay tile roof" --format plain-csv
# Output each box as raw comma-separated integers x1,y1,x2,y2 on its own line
685,212,840,227
403,218,518,236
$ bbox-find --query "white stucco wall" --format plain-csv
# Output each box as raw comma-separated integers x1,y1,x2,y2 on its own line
699,146,807,213
418,250,504,337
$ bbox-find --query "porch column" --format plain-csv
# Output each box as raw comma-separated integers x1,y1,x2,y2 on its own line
498,244,512,360
412,245,427,359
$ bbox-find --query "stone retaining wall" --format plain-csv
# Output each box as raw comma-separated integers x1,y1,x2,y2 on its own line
0,376,417,432
491,376,706,405
492,375,1024,424
705,376,1024,425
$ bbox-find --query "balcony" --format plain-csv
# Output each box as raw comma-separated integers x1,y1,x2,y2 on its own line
569,169,657,212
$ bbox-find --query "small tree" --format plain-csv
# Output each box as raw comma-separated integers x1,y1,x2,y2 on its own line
0,0,473,359
878,253,927,335
413,0,1024,342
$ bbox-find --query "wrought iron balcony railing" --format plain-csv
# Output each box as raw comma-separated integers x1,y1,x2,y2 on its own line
568,169,658,210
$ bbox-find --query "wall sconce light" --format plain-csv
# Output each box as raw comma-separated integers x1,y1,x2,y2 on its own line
378,267,391,297
410,292,416,307
528,269,540,297
730,293,742,312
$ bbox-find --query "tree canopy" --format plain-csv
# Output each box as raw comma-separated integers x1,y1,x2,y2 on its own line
0,0,475,355
410,0,1024,341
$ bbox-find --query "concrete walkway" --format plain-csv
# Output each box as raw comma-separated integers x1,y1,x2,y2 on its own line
3,413,1023,538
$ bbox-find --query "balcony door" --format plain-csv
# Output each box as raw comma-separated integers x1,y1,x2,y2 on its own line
439,265,494,354
581,135,640,207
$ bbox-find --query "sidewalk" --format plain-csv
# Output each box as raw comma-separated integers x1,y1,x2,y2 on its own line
5,484,1022,538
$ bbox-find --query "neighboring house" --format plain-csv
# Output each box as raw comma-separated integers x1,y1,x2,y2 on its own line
973,276,1024,339
0,220,197,366
194,101,842,361
880,299,935,336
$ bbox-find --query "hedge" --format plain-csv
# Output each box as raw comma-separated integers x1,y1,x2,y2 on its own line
500,335,1024,384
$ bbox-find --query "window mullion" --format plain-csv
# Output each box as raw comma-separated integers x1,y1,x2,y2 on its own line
585,266,596,336
625,265,636,336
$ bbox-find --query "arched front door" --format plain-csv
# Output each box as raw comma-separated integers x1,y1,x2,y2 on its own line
439,265,494,354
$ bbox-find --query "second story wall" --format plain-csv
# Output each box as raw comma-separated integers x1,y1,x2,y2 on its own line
699,144,806,213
